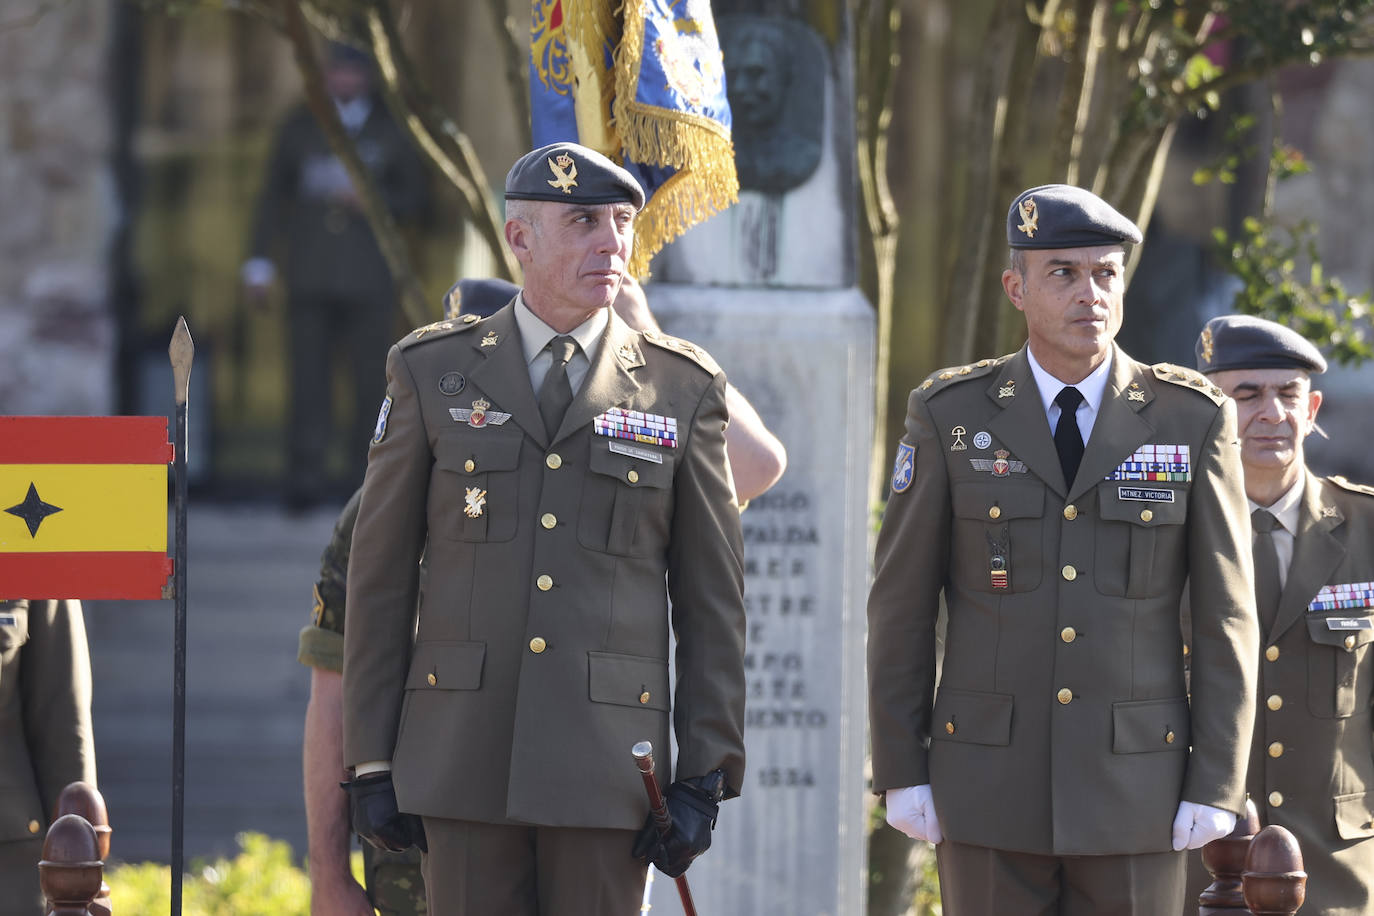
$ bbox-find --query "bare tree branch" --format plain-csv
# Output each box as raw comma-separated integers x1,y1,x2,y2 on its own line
485,0,531,151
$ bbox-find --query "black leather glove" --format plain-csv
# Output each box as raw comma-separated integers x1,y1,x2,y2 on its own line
343,772,428,853
631,770,726,878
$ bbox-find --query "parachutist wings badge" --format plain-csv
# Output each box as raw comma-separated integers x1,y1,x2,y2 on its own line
450,398,512,428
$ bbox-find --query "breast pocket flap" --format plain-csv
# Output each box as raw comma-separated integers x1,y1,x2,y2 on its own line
405,641,486,690
588,442,674,489
1112,697,1189,753
1306,614,1374,649
931,687,1013,746
433,430,522,474
1097,484,1187,526
588,651,670,711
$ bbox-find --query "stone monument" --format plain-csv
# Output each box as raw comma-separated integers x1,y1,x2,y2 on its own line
646,11,872,916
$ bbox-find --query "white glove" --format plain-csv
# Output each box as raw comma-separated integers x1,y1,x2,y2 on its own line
1171,800,1236,850
885,785,943,845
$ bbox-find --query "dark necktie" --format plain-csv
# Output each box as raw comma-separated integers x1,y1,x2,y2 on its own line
1053,386,1085,487
1252,508,1283,633
538,335,577,439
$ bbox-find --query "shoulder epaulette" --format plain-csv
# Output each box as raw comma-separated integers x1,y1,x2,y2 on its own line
917,354,1012,399
398,313,483,349
642,330,721,375
1328,475,1374,499
1151,362,1226,405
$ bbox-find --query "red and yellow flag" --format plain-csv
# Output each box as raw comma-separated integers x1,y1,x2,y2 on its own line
0,417,173,599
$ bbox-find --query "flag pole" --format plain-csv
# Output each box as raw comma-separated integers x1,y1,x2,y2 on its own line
168,317,193,916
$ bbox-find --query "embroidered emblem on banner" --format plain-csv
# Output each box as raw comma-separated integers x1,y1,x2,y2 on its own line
450,398,512,428
971,449,1027,477
891,442,915,493
1105,444,1191,482
1308,582,1374,613
593,408,678,448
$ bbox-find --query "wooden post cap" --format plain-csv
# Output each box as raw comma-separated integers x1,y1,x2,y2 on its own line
55,781,112,860
38,813,103,915
1242,824,1307,915
1199,798,1261,912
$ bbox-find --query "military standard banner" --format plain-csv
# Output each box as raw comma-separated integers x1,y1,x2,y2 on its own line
530,0,738,275
0,416,173,598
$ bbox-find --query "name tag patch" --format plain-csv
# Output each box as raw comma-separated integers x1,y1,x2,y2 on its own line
608,441,664,464
1309,582,1374,612
1327,617,1374,631
1106,444,1191,482
1118,487,1175,503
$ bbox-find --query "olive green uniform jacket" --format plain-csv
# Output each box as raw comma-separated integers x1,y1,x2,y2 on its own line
868,345,1258,856
1189,473,1374,915
0,599,97,915
343,303,747,829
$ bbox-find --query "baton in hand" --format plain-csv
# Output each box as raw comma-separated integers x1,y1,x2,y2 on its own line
632,741,699,916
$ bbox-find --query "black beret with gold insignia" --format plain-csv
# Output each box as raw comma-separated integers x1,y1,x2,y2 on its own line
443,277,520,320
504,142,645,210
1195,314,1327,375
1007,184,1142,249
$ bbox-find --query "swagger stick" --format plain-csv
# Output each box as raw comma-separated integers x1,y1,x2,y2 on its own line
632,741,698,916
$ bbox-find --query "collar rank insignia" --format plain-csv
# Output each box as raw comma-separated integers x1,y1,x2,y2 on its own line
450,398,511,428
413,321,453,340
1017,198,1038,238
1126,382,1145,402
971,449,1026,477
464,486,487,519
617,343,638,364
547,153,578,193
481,332,499,347
1322,505,1338,518
998,379,1016,399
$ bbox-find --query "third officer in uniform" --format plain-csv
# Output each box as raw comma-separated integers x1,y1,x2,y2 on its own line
1187,315,1374,915
869,184,1259,914
341,143,747,914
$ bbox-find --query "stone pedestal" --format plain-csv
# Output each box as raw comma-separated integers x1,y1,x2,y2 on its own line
647,285,872,916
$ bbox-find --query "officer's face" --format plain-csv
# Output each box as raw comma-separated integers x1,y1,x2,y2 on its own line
1003,245,1125,381
1210,368,1323,473
508,201,636,324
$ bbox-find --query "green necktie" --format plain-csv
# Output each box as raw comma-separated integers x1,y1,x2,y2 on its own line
1252,508,1282,633
538,335,577,439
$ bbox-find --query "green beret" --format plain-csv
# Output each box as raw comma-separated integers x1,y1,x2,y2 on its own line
443,277,519,320
504,142,644,210
1007,184,1142,250
1196,315,1327,375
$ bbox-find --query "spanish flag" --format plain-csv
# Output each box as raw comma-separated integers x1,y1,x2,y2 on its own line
530,0,738,276
0,417,173,599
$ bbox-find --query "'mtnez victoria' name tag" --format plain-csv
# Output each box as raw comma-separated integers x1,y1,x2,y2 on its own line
1118,487,1175,502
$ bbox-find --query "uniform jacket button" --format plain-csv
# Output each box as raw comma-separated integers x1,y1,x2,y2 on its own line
546,453,562,469
1057,688,1073,705
529,637,547,654
1267,694,1283,711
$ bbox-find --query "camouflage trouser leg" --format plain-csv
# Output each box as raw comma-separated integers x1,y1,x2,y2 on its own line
362,842,428,915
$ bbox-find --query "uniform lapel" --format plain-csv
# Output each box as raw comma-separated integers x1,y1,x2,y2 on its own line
1267,474,1345,643
464,305,548,448
553,311,643,444
985,347,1066,497
1067,348,1155,503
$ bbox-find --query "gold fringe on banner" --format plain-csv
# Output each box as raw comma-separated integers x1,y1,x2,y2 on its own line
613,0,740,277
562,0,622,157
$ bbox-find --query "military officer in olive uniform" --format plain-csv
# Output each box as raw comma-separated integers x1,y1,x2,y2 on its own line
0,599,97,915
868,185,1259,914
341,143,747,915
1183,315,1374,916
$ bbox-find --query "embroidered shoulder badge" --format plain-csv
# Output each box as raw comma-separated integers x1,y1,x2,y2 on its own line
891,442,915,494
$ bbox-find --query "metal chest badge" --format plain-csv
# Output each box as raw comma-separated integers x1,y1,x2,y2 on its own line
891,442,915,493
464,487,487,518
971,449,1026,477
450,398,512,428
987,528,1010,590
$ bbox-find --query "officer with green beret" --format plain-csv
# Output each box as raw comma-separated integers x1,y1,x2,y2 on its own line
1185,314,1374,916
341,142,749,914
869,184,1259,913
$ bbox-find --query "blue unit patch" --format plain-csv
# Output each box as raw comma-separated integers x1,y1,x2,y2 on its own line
891,442,915,494
372,395,393,444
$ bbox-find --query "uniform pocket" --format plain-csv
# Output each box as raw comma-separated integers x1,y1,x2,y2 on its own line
1111,696,1189,753
577,441,674,557
930,687,1013,746
1093,483,1188,598
404,641,486,691
588,651,670,711
1334,790,1374,840
432,430,522,542
950,482,1043,593
1306,613,1374,718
